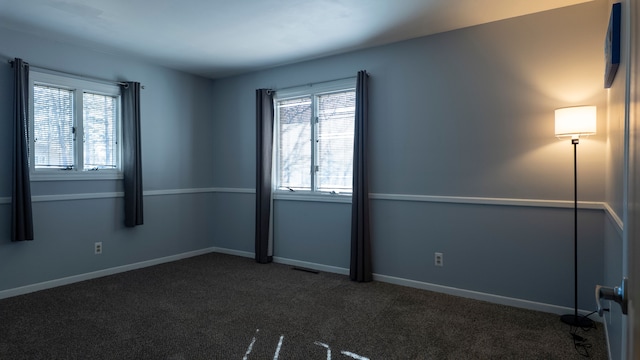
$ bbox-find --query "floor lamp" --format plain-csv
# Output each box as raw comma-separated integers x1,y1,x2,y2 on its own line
555,106,596,328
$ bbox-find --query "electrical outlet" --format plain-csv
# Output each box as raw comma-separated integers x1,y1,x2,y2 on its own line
434,252,443,267
95,242,102,255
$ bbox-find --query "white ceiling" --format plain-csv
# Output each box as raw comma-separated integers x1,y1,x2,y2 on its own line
0,0,593,79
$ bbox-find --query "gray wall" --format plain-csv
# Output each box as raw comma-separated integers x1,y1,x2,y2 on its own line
210,0,609,312
0,26,216,292
0,0,626,356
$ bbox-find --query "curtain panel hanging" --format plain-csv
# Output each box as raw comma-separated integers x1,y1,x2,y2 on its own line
255,89,275,264
11,58,34,241
350,70,372,282
121,82,144,227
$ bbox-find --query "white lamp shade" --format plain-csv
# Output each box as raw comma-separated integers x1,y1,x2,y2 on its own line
555,106,597,137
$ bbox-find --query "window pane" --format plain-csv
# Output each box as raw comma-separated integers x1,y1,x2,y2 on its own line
317,91,355,192
278,97,312,190
33,85,74,169
83,93,117,169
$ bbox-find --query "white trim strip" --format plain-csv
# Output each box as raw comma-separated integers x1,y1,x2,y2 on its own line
208,187,255,194
603,202,624,235
32,192,124,202
0,247,217,300
0,188,621,229
30,172,124,181
144,188,236,196
369,193,604,209
0,187,255,204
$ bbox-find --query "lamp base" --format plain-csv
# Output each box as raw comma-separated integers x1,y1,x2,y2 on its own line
560,314,594,328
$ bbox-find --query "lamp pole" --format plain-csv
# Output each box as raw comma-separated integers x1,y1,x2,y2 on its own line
560,137,593,328
573,139,578,321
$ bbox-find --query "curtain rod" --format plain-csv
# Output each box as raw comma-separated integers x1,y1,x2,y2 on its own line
8,60,144,89
271,75,357,92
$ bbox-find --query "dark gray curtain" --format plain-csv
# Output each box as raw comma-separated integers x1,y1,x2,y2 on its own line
11,58,34,241
350,70,372,282
255,89,274,264
121,82,144,227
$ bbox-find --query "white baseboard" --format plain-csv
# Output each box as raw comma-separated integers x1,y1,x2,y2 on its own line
210,248,351,275
0,247,218,300
227,250,602,323
372,273,603,323
0,246,603,325
603,312,613,360
272,256,350,276
212,247,254,259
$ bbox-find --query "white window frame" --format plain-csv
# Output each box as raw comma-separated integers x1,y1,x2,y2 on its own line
29,71,123,181
274,77,356,200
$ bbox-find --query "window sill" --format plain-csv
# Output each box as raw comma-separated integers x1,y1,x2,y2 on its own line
30,172,124,181
273,191,352,204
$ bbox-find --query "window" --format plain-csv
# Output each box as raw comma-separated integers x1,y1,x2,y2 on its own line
29,71,121,179
275,78,356,194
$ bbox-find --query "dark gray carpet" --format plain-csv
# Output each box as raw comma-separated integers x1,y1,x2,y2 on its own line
0,252,607,359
